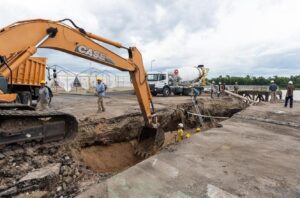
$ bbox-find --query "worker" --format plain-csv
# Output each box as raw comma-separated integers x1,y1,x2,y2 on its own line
218,82,221,97
45,85,53,106
223,82,226,95
269,80,278,103
233,82,239,94
284,81,295,108
95,77,106,113
176,123,184,142
210,81,215,98
192,87,200,104
36,80,49,111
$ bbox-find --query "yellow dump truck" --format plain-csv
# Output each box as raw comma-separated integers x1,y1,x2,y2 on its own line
0,57,46,105
0,56,77,146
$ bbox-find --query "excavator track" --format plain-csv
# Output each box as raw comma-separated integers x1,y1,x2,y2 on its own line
0,109,78,146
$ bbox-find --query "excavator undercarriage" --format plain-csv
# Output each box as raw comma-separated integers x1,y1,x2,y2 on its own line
0,106,78,146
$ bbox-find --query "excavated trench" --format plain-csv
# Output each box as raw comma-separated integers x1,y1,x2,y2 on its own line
72,97,247,174
0,97,248,197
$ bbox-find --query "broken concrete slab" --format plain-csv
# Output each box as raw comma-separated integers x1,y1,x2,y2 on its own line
207,184,238,198
19,163,61,182
0,186,17,197
17,163,61,193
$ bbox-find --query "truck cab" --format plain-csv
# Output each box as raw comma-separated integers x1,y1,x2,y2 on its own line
147,66,206,97
147,72,172,96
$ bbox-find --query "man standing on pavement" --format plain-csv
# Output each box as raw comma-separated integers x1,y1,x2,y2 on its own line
218,82,221,97
192,86,200,104
36,80,49,111
234,82,239,94
210,81,215,98
96,77,106,113
269,80,278,103
284,81,295,108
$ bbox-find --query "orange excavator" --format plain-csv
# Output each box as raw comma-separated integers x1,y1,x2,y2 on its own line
0,19,164,156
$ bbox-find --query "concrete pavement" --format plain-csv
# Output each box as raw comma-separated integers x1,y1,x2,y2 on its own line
77,102,300,198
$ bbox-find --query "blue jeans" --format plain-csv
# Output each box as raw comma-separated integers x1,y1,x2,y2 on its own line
284,95,293,108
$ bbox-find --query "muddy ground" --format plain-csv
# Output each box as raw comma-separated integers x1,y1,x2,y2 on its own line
0,92,247,197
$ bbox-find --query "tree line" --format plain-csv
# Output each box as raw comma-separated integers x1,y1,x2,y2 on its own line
209,75,300,88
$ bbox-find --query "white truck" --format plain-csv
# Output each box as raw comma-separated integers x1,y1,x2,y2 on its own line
147,65,208,96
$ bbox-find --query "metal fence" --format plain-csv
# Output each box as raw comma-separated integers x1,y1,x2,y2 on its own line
204,85,269,91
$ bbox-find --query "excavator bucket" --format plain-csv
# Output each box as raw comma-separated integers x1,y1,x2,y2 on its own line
134,126,165,158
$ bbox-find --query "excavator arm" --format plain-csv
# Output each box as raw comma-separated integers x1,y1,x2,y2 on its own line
0,19,163,156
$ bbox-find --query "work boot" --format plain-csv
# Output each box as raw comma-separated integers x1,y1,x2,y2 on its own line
97,109,102,113
102,108,106,112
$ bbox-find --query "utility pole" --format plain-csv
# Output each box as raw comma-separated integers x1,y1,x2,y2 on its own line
151,59,155,71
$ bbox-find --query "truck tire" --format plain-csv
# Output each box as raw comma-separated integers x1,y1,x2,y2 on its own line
15,95,21,104
162,87,171,97
20,91,32,106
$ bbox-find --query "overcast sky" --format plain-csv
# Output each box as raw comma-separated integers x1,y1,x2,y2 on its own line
1,0,300,77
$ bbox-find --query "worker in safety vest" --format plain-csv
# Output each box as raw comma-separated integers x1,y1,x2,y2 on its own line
36,80,50,111
176,123,184,142
95,77,106,113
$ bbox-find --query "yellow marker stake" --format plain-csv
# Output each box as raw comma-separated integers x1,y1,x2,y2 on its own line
185,133,191,138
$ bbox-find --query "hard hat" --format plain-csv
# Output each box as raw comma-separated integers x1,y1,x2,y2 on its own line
212,81,215,83
219,82,221,84
288,81,293,84
270,80,274,83
196,127,201,132
96,77,102,81
178,123,183,128
185,133,191,138
40,80,46,84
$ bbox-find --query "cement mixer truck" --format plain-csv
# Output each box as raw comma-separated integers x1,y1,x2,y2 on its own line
147,65,208,96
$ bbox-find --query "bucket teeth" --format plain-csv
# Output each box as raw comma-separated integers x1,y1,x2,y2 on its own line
134,146,152,158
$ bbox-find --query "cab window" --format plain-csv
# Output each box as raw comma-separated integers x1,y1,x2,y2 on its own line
147,74,159,81
159,74,166,81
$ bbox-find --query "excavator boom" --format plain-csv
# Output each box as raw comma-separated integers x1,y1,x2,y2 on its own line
0,19,163,156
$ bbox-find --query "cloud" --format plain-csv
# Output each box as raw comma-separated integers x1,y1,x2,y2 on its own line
0,0,299,77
